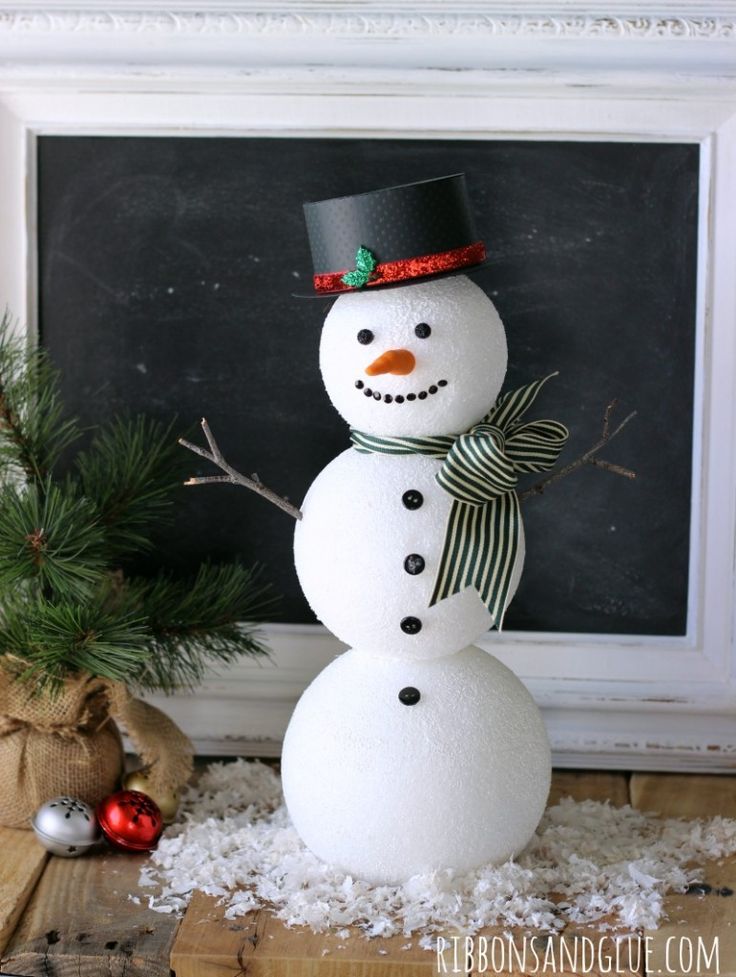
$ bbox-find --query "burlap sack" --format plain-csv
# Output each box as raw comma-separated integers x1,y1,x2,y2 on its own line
0,664,193,829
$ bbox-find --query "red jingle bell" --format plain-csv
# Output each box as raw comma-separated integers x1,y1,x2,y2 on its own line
96,790,163,852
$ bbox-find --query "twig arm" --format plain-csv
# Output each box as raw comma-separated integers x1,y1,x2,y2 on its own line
590,459,636,479
179,419,303,521
518,402,637,503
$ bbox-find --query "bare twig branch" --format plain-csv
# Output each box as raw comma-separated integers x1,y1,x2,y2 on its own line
179,419,303,521
518,404,637,503
178,439,212,464
201,417,221,460
601,398,617,441
183,475,233,486
590,459,637,479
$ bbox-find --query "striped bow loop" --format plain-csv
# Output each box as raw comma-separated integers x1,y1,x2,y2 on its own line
349,373,568,629
505,419,569,474
437,423,516,506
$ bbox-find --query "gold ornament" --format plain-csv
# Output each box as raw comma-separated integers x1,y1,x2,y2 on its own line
122,770,180,823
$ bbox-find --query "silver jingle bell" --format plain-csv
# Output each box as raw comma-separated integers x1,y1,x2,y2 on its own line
31,796,101,857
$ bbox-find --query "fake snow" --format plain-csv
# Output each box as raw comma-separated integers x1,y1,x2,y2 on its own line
141,759,736,937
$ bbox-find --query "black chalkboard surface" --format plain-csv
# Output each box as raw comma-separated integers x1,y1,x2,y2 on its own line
37,136,698,635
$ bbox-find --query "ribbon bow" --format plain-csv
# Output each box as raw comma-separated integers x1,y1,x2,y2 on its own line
350,374,568,629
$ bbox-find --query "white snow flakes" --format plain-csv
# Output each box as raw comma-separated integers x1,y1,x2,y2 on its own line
141,759,736,938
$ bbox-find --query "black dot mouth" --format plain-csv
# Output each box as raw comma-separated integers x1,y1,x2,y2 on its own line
354,379,448,403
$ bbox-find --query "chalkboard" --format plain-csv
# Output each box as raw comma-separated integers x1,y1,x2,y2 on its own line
37,136,699,636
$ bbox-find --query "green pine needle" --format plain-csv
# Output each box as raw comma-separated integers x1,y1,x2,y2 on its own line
0,311,80,483
0,480,108,599
0,592,151,695
121,563,277,693
74,415,187,558
0,317,278,694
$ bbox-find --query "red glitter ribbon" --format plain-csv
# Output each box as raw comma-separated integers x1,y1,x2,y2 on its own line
313,241,486,293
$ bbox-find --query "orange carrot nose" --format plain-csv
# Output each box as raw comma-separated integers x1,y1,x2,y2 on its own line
365,348,416,376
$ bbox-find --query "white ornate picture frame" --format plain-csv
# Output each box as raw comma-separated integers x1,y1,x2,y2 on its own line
1,1,735,769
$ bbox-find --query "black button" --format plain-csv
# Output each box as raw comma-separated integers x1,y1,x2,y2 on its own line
404,554,425,575
400,616,422,635
398,686,421,706
402,490,423,510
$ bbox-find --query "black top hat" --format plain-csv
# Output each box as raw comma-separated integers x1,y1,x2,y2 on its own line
300,173,486,297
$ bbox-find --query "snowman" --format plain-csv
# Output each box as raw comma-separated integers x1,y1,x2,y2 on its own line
183,175,569,885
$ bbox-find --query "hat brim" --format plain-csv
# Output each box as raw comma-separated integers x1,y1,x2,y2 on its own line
291,259,489,299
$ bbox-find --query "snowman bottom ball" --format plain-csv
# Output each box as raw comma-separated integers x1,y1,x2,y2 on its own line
281,645,550,884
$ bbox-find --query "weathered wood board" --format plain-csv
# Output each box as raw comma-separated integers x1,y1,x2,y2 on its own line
630,773,736,819
0,826,47,957
547,770,630,808
642,856,736,977
631,773,736,977
2,845,181,977
172,891,439,977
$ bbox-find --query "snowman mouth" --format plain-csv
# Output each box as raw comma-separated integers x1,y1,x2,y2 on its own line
354,379,448,404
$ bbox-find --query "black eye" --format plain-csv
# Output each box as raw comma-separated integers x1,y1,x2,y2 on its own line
414,322,431,339
357,329,374,345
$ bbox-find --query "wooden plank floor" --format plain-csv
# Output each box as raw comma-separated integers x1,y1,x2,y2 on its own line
630,773,736,977
0,829,47,958
1,770,734,976
1,844,181,977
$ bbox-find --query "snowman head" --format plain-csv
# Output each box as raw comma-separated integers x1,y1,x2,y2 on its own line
319,275,508,437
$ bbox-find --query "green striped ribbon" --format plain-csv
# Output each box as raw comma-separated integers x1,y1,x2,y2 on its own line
350,374,568,629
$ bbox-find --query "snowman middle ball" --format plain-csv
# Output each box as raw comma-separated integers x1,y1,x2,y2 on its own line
294,448,525,659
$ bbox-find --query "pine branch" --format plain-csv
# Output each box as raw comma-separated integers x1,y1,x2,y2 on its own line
0,591,151,695
518,400,637,503
0,317,278,694
74,415,187,559
0,410,278,691
0,311,80,484
121,563,276,693
0,564,275,695
0,480,108,600
180,418,303,521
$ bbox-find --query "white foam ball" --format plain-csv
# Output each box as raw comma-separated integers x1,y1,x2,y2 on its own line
319,275,508,437
282,644,550,884
294,449,524,660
